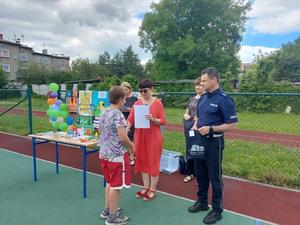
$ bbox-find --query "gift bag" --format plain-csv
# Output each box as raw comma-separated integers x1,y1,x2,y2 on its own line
187,132,206,159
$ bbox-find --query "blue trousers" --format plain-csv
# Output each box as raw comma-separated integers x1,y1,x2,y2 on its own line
194,135,224,214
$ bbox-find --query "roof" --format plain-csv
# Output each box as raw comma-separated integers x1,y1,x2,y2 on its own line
32,51,70,60
0,39,69,59
0,39,33,50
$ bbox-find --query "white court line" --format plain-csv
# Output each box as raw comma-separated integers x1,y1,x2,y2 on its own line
1,148,278,225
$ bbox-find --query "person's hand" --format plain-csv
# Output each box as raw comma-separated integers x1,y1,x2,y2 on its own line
191,125,197,130
126,126,131,133
145,114,154,121
183,113,191,120
198,126,210,135
129,145,135,158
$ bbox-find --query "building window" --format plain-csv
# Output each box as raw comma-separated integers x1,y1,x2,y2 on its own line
18,53,28,62
38,56,49,64
2,64,10,72
0,48,10,58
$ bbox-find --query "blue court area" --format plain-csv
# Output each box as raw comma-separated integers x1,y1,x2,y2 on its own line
0,148,273,225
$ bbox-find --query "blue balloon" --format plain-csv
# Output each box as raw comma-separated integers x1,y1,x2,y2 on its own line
66,116,74,125
55,99,62,107
50,117,56,121
50,105,60,110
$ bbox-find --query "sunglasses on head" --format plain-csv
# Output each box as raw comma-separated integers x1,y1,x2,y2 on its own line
139,89,148,94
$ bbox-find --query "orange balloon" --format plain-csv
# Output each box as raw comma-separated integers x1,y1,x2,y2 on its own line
47,98,57,105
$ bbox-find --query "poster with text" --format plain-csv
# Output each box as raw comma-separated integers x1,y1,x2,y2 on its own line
78,91,92,116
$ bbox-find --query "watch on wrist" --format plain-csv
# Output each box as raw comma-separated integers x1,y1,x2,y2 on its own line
209,126,214,134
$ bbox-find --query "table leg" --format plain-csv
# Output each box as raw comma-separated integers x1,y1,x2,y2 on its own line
32,137,37,181
55,142,59,174
81,146,87,198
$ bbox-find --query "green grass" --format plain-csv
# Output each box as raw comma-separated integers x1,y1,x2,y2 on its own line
163,131,300,189
1,113,299,189
0,114,50,135
1,97,300,135
0,96,48,111
165,108,300,135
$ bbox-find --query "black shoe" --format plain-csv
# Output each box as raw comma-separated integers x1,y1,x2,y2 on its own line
203,211,222,224
188,201,209,213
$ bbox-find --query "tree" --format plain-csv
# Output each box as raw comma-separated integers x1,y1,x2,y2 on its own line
139,0,250,80
97,46,144,78
110,46,144,78
98,51,111,65
71,58,101,80
275,37,300,82
0,68,8,88
17,63,50,85
245,37,300,83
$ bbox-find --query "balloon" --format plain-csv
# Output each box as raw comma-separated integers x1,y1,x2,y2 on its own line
51,121,59,129
47,98,57,105
46,109,51,117
50,110,60,118
60,110,69,119
66,91,72,97
59,123,69,131
50,92,58,98
55,99,62,107
60,103,68,111
49,83,59,92
66,116,74,125
50,104,60,110
50,117,57,122
56,117,64,123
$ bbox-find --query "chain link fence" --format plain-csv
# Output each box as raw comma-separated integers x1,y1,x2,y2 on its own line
0,90,299,189
161,92,300,189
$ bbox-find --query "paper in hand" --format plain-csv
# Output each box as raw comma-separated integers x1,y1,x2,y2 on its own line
134,105,150,128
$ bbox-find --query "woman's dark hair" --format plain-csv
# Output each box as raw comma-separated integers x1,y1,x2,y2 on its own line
109,86,125,104
139,79,153,89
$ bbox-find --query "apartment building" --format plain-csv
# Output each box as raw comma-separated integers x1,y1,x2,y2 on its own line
0,33,70,83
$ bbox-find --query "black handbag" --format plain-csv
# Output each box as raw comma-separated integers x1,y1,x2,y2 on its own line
178,155,187,175
187,132,206,159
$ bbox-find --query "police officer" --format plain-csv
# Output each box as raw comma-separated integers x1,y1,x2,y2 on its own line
188,67,238,224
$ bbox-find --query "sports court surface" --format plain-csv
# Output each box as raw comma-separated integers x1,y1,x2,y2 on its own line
0,148,274,225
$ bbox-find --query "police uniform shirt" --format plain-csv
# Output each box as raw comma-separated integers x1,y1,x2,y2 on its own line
197,89,238,128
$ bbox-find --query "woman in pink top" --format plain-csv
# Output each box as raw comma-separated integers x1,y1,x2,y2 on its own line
127,79,166,200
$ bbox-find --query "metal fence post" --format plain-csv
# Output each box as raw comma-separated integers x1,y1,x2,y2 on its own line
27,85,33,134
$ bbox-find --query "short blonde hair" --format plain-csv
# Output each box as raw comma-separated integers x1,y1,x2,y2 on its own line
121,81,132,90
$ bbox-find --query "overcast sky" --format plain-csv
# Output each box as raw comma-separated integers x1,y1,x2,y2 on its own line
1,0,300,64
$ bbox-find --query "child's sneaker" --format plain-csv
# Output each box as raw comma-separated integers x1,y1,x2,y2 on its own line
100,208,122,219
105,212,129,225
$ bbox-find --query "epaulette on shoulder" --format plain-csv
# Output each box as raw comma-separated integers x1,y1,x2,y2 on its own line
221,91,227,97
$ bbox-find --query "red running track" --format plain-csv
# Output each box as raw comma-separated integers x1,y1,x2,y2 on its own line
0,132,299,225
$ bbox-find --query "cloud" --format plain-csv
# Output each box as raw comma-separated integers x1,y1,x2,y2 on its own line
0,0,158,63
238,45,278,63
249,0,300,34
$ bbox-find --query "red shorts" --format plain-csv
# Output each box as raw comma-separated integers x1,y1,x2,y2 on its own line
100,153,131,189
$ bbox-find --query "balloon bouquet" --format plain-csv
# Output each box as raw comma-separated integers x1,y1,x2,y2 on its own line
46,83,74,131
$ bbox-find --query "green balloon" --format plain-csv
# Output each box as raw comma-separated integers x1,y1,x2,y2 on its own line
59,122,68,131
51,121,59,129
60,110,69,119
49,83,59,92
60,103,68,111
50,110,60,118
47,109,51,117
